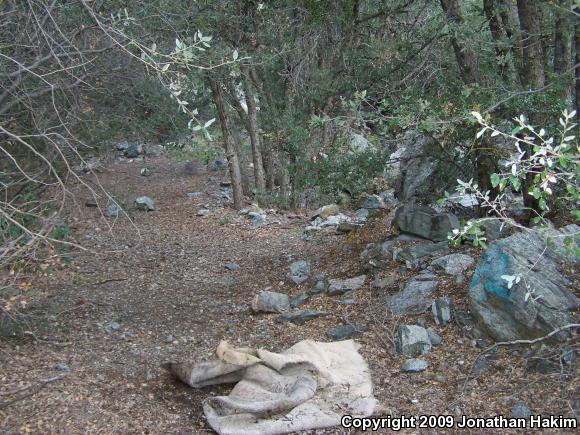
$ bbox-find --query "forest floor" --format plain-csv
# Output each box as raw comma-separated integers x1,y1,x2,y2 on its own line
0,153,577,434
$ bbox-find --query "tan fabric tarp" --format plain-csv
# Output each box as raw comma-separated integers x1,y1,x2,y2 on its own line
167,339,376,435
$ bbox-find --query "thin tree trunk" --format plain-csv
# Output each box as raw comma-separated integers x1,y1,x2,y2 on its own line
575,6,580,116
208,77,243,210
483,0,508,79
498,0,524,84
554,0,573,100
516,0,545,88
439,0,479,84
240,63,266,194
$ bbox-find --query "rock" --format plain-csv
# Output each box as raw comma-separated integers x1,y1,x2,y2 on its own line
379,189,399,209
289,292,310,308
326,324,367,341
431,253,474,276
140,167,152,176
561,349,577,365
196,209,210,217
241,204,264,215
510,402,532,419
106,321,121,332
208,159,227,171
105,203,121,218
164,334,174,344
124,143,142,158
393,242,449,264
427,328,442,346
372,275,397,290
277,310,328,325
473,355,491,375
393,204,460,242
224,262,240,271
220,180,232,187
432,297,452,325
79,157,101,172
397,325,432,356
469,226,580,341
384,278,437,315
327,275,366,296
350,132,370,151
355,208,369,221
135,196,154,211
143,144,164,157
311,204,339,220
480,219,514,242
360,194,385,209
249,212,267,226
251,291,290,313
85,198,98,207
187,192,203,198
433,375,448,383
394,133,439,201
54,363,69,372
402,359,428,372
116,140,129,151
528,358,560,374
308,280,326,295
289,260,310,285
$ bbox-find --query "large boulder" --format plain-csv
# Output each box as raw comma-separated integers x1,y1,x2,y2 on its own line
469,225,579,341
393,204,459,242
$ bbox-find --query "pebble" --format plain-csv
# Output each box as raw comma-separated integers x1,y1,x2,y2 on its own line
54,363,69,372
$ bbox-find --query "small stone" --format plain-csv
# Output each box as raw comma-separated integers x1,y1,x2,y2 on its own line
427,328,442,346
433,375,447,383
510,402,532,419
140,167,152,176
105,203,121,218
249,212,267,226
326,324,367,341
310,204,339,220
224,262,240,271
289,260,310,285
355,208,369,222
277,310,328,325
85,198,98,207
124,143,142,158
289,292,310,308
165,335,174,343
473,355,491,375
308,280,326,295
107,321,121,332
432,297,452,325
135,196,154,211
397,325,432,356
327,275,366,296
402,358,428,372
187,192,203,198
54,363,69,372
337,222,361,233
96,374,105,381
431,253,474,277
196,209,210,217
252,291,290,313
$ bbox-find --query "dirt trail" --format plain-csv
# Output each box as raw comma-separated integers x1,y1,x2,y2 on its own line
1,155,576,433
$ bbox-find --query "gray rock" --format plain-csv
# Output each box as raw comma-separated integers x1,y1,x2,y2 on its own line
427,328,442,346
372,276,397,290
135,196,154,211
249,212,267,226
510,402,532,419
394,242,449,263
360,194,384,209
393,204,460,242
252,291,290,313
469,226,580,341
337,222,361,233
480,219,515,242
164,334,174,343
224,262,240,271
379,189,399,209
277,309,328,325
54,363,69,372
124,143,142,158
116,140,129,151
355,208,369,222
289,260,310,285
106,321,121,332
208,159,227,171
397,325,432,356
402,358,428,372
431,253,474,276
105,203,121,218
327,275,366,296
308,280,326,295
350,132,370,152
290,292,310,308
196,208,210,217
187,192,203,198
473,355,491,375
432,297,452,325
143,144,164,157
395,134,439,200
384,279,437,315
140,167,152,177
326,324,367,341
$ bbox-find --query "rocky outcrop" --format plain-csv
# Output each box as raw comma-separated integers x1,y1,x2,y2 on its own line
469,225,579,341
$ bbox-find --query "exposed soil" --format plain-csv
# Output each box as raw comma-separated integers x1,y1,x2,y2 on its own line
1,154,578,434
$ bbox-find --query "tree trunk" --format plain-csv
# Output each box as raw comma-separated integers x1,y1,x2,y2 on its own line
439,0,479,84
516,0,545,88
498,0,524,84
483,0,508,79
554,0,573,100
208,77,243,210
575,6,580,116
240,63,266,194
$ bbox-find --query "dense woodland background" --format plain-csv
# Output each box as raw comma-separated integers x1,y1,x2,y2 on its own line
1,0,579,264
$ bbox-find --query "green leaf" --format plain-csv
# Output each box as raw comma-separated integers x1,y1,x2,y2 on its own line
490,173,500,188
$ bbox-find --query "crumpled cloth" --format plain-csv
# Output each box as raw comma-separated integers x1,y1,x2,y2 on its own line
166,339,376,435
